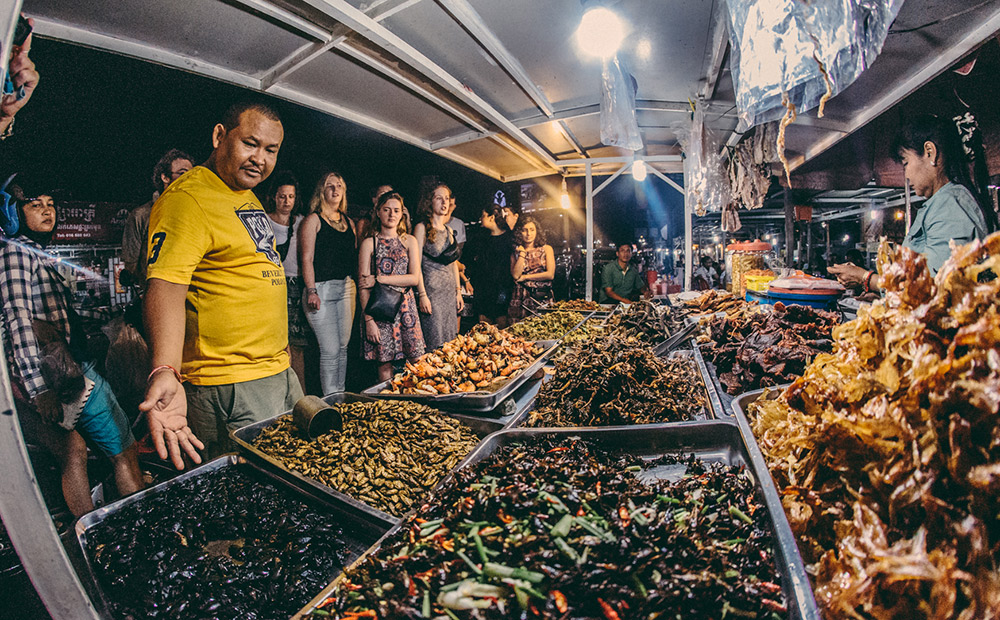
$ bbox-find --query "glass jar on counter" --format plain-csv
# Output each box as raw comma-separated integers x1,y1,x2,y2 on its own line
725,240,774,298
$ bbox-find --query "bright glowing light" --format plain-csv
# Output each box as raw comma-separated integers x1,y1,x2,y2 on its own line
821,222,828,228
636,38,652,60
576,7,626,58
560,177,570,209
895,210,903,220
632,159,647,182
870,209,879,219
843,234,850,242
712,235,719,242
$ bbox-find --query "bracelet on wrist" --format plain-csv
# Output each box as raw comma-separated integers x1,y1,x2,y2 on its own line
305,287,318,294
148,364,183,385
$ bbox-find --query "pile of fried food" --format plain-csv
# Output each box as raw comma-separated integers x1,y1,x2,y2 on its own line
545,299,604,312
603,300,679,345
506,311,584,341
746,235,1000,619
528,335,707,427
703,302,840,394
383,323,542,395
678,290,749,319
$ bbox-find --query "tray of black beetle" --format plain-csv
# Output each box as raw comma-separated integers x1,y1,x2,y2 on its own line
76,455,390,620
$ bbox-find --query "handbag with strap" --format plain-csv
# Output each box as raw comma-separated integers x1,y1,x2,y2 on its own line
364,235,404,323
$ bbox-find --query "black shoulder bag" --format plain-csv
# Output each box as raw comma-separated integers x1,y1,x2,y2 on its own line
364,235,404,323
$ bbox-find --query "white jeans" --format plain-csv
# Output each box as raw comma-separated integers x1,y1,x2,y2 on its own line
304,277,356,394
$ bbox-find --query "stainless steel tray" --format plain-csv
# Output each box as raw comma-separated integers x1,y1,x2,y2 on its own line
231,392,507,526
296,424,819,620
535,301,617,318
76,455,392,620
691,343,730,417
731,386,818,618
361,339,558,412
510,349,719,429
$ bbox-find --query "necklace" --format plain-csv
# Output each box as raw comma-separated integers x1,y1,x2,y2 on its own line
322,211,346,230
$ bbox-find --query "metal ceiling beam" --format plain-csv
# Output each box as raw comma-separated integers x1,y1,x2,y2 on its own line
296,0,559,171
698,0,729,100
430,129,498,150
335,41,489,133
434,0,588,159
260,0,422,89
232,0,329,40
788,3,1000,171
32,17,261,89
436,0,552,116
556,155,682,166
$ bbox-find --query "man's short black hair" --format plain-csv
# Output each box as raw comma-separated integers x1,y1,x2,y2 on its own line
615,241,633,251
221,101,282,132
151,148,194,193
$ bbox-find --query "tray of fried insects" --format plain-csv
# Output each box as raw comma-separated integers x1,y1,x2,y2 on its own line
76,455,391,620
231,392,510,527
294,423,819,620
530,297,618,318
362,336,560,413
511,333,725,429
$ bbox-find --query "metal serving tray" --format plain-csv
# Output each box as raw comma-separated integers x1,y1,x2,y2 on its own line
535,300,617,318
76,455,392,619
695,342,735,415
510,349,719,429
231,392,508,527
295,424,819,620
731,386,819,618
361,339,559,412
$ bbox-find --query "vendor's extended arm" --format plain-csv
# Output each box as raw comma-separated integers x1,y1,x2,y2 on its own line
139,279,205,469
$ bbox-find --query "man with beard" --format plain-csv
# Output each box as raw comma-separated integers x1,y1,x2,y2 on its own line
140,101,302,468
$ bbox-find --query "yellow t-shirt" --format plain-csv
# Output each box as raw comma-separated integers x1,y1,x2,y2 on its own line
146,166,289,385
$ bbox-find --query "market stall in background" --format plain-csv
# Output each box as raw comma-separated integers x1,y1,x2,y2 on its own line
1,0,1000,619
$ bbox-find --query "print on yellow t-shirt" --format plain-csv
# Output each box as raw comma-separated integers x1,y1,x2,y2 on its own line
146,166,289,386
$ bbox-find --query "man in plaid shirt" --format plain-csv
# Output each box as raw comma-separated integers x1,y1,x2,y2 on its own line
1,185,143,516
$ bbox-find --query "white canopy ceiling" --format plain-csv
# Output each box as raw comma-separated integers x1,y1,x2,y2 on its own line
21,0,1000,183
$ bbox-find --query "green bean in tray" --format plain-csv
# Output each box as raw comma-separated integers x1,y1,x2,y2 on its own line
528,336,707,427
308,437,788,619
251,401,480,517
506,311,584,341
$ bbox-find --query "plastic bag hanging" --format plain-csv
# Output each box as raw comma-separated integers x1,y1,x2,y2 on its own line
676,105,731,217
726,0,905,130
600,55,643,151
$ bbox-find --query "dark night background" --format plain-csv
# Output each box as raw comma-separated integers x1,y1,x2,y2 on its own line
0,38,685,249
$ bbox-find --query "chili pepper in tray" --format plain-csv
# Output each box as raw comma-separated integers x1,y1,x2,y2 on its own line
308,438,787,619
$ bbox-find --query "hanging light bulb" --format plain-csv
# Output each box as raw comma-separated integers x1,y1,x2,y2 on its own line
559,177,570,209
575,5,626,58
632,159,647,182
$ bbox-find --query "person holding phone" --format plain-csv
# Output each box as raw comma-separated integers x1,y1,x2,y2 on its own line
0,15,39,139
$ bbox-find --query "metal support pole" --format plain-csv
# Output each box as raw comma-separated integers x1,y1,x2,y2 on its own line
585,163,594,301
904,177,912,234
806,222,813,270
683,169,692,291
784,190,794,268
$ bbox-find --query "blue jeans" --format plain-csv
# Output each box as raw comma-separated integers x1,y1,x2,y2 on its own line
305,277,356,394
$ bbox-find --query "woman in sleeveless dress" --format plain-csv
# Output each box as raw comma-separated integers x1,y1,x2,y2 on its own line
414,182,464,350
359,192,426,382
509,216,555,320
299,172,358,394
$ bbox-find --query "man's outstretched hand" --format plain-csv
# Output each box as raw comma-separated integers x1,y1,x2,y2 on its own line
139,371,204,470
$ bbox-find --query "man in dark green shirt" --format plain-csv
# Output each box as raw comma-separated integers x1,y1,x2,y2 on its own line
600,242,648,303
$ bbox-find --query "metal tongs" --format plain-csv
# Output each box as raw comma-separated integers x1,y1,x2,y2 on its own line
653,319,700,356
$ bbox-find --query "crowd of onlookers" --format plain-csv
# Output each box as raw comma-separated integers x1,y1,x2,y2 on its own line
0,19,653,524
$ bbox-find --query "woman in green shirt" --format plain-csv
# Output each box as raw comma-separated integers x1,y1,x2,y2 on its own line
830,115,993,291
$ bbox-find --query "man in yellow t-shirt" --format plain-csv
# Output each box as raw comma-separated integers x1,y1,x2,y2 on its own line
139,101,303,468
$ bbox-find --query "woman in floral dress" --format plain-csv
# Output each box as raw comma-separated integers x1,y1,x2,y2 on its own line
358,192,426,382
508,217,555,319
